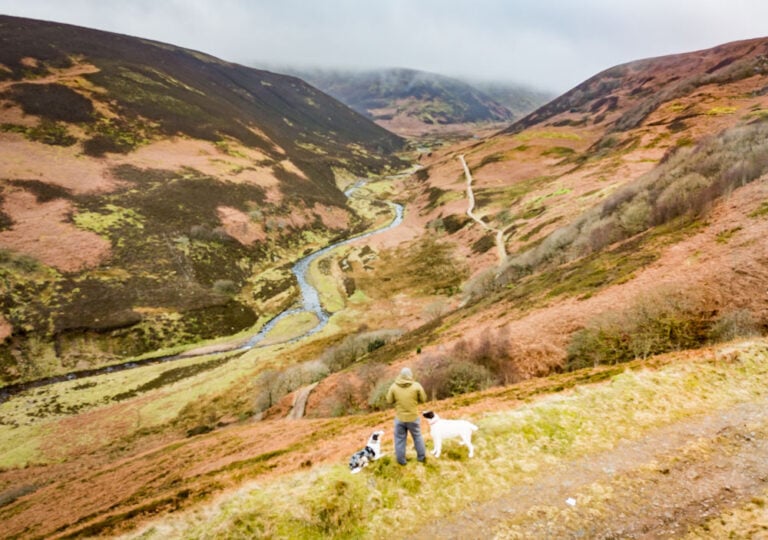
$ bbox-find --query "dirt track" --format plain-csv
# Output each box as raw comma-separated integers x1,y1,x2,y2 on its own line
414,398,768,538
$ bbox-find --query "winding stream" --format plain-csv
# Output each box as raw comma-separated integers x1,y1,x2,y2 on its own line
0,180,405,402
243,196,403,348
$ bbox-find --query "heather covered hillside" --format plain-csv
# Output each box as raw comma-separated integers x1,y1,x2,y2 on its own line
0,15,404,384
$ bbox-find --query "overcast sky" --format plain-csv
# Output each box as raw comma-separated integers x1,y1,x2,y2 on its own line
1,0,767,93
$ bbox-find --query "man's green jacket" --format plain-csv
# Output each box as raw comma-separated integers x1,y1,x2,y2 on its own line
386,372,427,422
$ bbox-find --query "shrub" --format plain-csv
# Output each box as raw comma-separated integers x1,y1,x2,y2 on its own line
443,213,470,233
583,216,622,253
253,360,329,413
368,377,395,410
461,267,499,303
708,309,759,342
566,286,715,369
366,337,386,353
422,299,449,321
329,379,358,417
321,329,403,372
471,233,496,254
617,194,651,235
653,172,710,224
421,356,495,400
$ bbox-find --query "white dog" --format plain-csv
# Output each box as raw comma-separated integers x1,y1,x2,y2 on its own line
348,430,385,473
423,411,478,458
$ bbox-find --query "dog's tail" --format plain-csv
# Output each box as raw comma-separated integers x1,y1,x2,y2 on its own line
470,423,478,431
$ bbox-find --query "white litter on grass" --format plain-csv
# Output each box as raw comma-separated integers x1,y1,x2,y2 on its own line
566,497,577,507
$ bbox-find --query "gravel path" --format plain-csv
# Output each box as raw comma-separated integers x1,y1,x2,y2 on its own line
413,397,768,538
459,154,507,264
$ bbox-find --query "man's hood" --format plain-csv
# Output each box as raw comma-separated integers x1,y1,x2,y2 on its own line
395,373,414,387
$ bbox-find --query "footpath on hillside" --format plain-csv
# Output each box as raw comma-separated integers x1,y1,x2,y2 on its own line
459,154,507,265
413,392,768,538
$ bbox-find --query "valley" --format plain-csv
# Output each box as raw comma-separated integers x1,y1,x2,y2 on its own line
0,14,768,539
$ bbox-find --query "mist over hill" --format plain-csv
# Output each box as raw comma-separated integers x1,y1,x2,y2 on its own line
471,80,554,119
287,67,550,136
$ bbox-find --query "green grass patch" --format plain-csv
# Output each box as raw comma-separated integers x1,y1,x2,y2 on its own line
0,348,270,468
541,146,576,158
1,120,77,146
514,130,582,142
716,226,742,244
0,424,44,468
260,312,320,346
136,341,768,539
308,257,345,313
473,175,557,208
748,201,768,218
746,108,768,121
706,106,737,116
73,205,145,235
356,236,468,298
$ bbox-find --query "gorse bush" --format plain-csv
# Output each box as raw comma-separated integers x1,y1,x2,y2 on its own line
420,355,495,400
565,285,758,370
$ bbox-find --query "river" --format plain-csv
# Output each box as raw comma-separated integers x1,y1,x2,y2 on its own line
0,180,405,402
243,196,403,348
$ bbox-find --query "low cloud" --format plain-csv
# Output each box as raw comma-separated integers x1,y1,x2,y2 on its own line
1,0,766,92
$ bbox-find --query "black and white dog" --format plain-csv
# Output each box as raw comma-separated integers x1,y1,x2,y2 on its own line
423,411,478,458
348,430,385,473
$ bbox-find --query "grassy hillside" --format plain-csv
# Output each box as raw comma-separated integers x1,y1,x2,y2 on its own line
2,337,766,538
0,15,405,385
140,341,768,539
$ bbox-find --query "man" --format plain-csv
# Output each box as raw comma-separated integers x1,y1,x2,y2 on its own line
386,367,427,465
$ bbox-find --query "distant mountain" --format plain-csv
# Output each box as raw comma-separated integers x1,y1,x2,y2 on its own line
0,15,404,383
290,68,542,136
471,81,554,120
